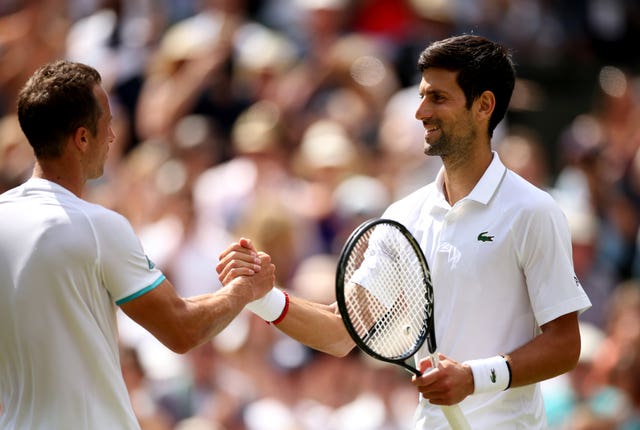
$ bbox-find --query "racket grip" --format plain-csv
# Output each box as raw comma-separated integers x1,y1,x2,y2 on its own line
441,405,471,430
429,353,471,429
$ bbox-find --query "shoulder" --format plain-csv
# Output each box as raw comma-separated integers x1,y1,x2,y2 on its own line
0,184,22,201
68,198,138,243
499,171,569,236
501,170,561,213
383,182,437,225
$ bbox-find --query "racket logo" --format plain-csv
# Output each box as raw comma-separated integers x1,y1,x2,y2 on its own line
490,368,497,383
477,231,494,242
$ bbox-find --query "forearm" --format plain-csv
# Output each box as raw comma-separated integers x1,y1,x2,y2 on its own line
178,287,250,349
121,280,252,354
274,297,355,357
459,312,581,399
506,312,581,388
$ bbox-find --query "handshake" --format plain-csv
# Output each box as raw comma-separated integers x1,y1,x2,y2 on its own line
216,237,289,324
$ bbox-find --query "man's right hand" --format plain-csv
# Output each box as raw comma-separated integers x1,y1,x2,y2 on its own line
217,238,276,302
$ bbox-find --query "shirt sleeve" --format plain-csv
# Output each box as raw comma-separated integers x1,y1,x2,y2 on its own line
93,209,166,305
517,198,592,325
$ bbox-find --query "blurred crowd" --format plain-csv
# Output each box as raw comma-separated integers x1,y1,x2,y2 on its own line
2,0,640,429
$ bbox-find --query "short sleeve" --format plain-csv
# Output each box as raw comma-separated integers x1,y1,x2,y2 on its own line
517,199,591,325
93,210,165,305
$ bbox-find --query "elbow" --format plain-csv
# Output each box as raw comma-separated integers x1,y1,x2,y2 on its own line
163,338,191,355
166,341,192,355
323,338,356,358
556,331,582,375
161,328,202,355
566,336,582,372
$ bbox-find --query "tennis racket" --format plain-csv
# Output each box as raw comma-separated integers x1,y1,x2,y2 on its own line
335,218,470,430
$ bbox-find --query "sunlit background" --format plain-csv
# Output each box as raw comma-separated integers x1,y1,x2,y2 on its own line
1,0,640,428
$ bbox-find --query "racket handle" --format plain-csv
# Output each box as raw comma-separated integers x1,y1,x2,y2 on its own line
429,353,471,430
441,405,471,430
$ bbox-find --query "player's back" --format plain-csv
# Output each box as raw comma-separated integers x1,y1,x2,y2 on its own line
0,178,140,430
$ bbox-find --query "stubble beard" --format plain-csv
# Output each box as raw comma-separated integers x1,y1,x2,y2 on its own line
423,124,477,164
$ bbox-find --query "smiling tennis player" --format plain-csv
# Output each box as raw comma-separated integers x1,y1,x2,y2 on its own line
218,35,592,430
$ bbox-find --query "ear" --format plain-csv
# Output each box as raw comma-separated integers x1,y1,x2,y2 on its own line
474,90,496,123
72,127,90,153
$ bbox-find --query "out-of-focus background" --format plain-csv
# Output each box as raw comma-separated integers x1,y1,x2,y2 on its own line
2,0,640,428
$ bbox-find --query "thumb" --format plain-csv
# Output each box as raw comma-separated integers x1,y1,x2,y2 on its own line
239,237,257,252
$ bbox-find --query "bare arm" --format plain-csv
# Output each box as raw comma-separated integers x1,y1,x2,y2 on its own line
120,253,274,354
413,311,582,405
505,311,581,387
273,297,355,357
217,239,356,357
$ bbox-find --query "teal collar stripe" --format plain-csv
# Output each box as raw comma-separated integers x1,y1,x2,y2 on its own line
116,275,166,306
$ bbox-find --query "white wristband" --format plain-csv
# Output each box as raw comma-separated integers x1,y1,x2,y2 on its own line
245,288,287,322
464,355,511,394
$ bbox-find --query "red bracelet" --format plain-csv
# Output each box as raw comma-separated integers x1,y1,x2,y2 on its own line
270,291,289,325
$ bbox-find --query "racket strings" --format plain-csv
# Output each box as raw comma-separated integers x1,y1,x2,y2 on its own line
343,225,429,360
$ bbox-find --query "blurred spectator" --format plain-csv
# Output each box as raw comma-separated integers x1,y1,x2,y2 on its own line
66,0,167,152
0,114,32,192
496,127,551,190
120,344,173,430
135,0,256,149
576,281,640,429
155,340,253,429
3,1,640,429
0,0,69,115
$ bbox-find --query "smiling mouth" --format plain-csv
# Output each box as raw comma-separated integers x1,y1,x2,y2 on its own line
424,126,440,138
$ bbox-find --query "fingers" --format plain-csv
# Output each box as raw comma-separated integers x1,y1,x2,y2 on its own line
417,356,436,374
216,240,263,285
412,354,470,405
217,238,257,265
252,259,276,299
239,237,257,252
225,254,276,301
216,240,277,288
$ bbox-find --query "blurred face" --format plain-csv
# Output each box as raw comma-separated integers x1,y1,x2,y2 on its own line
415,68,478,159
86,85,115,179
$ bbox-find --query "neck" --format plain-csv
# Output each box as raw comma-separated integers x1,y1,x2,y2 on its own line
32,159,85,197
441,147,493,206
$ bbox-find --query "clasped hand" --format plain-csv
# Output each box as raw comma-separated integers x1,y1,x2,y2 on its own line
216,238,275,303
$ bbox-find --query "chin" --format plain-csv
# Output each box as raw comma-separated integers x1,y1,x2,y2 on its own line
424,145,442,157
89,168,105,180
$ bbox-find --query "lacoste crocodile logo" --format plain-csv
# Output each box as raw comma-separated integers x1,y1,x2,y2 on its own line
490,368,497,383
477,231,494,242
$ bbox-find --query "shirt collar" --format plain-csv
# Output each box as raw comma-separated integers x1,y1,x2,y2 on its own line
433,151,507,208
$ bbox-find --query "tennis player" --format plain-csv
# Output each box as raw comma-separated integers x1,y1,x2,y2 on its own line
0,60,274,429
218,35,592,429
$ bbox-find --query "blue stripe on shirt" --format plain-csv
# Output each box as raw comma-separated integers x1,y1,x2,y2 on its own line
115,275,166,306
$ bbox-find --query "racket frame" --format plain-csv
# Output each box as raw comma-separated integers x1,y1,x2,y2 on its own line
335,218,436,375
335,218,471,430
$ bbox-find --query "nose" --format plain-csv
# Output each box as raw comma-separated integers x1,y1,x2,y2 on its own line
415,98,431,122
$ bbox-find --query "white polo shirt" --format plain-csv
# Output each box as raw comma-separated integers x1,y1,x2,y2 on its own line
0,178,165,430
382,153,591,430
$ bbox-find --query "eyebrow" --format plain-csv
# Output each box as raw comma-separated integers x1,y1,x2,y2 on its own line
420,88,449,97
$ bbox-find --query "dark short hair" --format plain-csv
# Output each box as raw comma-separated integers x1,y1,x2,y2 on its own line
418,35,516,137
17,60,103,159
